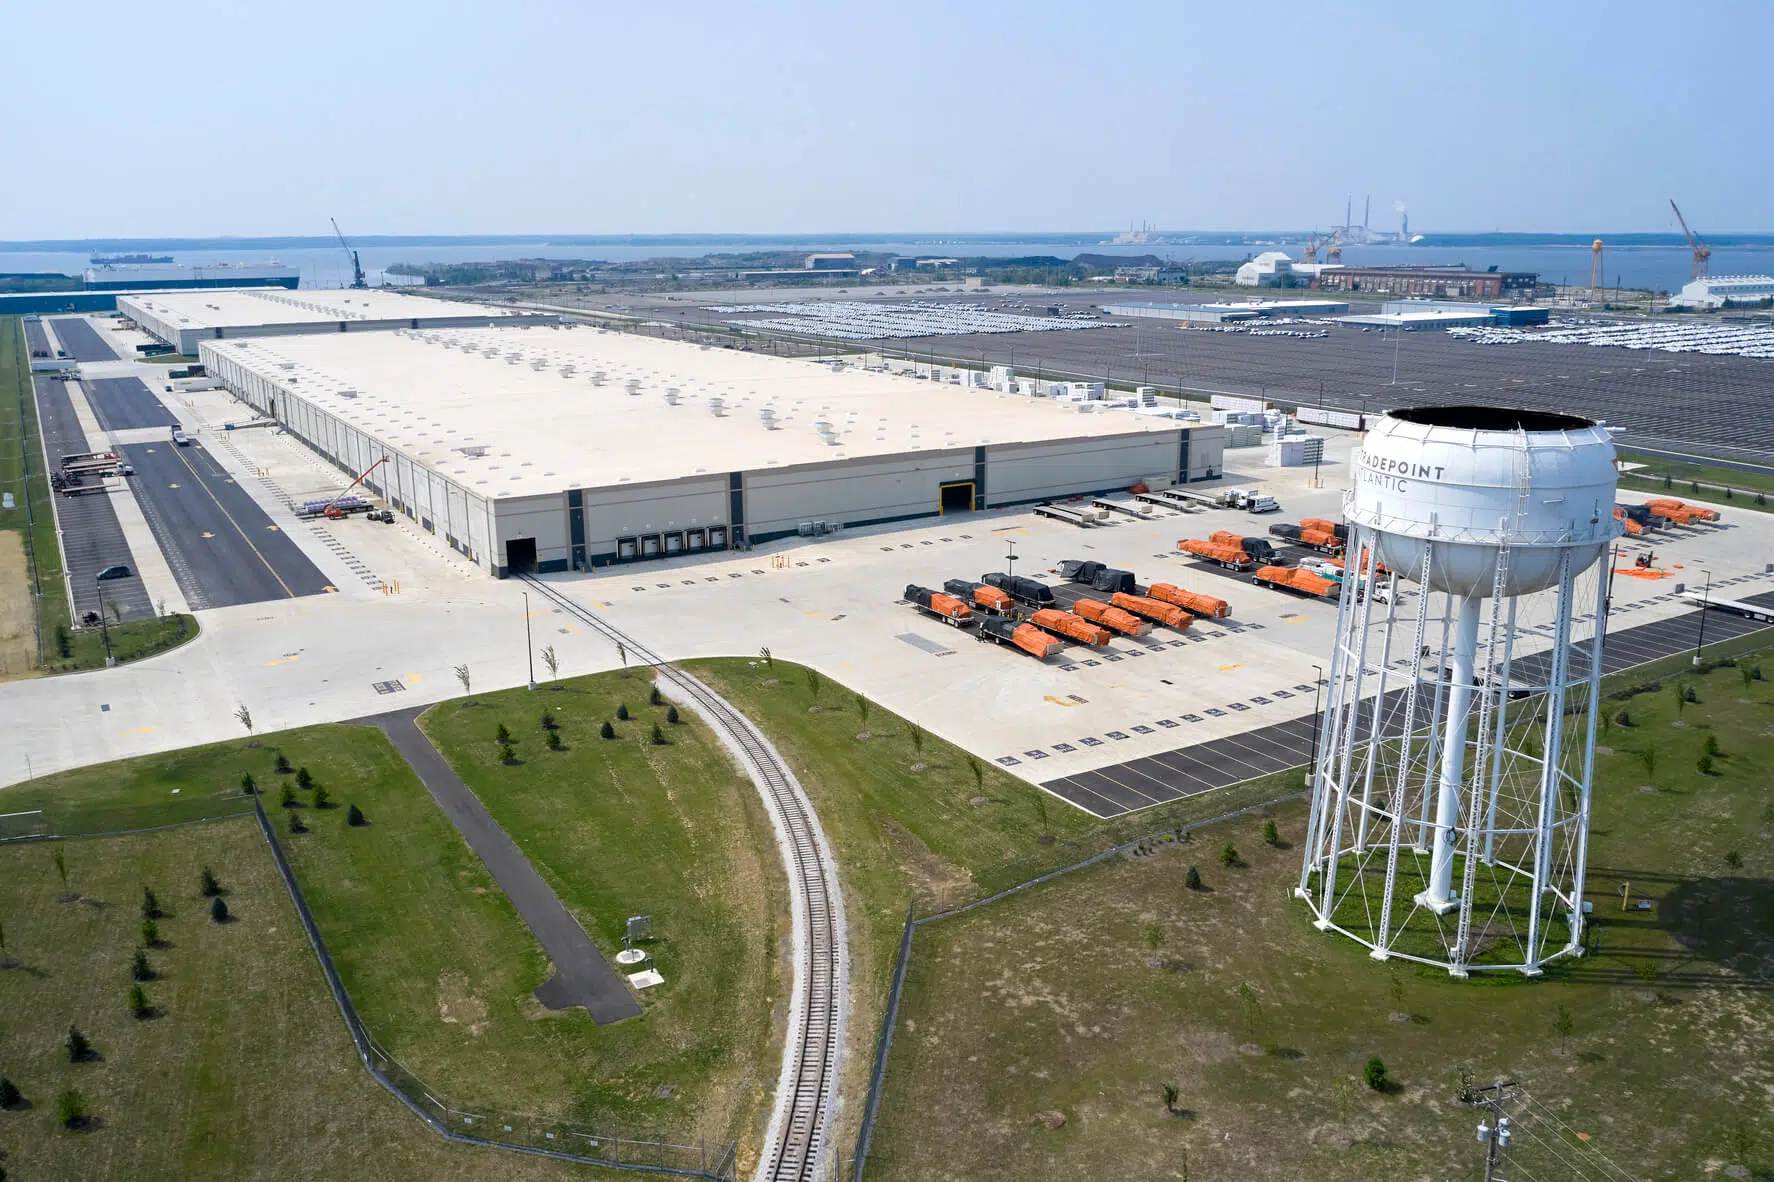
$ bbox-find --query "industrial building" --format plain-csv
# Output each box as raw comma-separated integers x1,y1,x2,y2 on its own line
1667,274,1774,310
1316,265,1537,299
1234,251,1296,286
82,262,300,291
120,288,559,356
198,325,1224,577
1107,298,1350,324
1339,300,1551,331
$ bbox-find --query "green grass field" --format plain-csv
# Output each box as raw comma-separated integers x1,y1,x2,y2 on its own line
865,654,1774,1181
0,820,587,1181
0,316,69,670
1618,449,1774,510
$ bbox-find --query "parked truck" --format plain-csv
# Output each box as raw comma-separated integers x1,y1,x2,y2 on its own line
1109,591,1191,630
904,584,972,626
1252,565,1341,602
1072,597,1153,637
1146,582,1231,619
1029,608,1113,646
976,616,1061,659
943,578,1013,615
1220,487,1281,513
982,571,1056,608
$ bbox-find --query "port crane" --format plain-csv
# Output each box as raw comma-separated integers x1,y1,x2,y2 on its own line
1669,199,1711,281
331,217,368,289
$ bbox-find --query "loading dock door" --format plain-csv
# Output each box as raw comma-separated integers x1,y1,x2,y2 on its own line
505,537,537,573
939,481,975,514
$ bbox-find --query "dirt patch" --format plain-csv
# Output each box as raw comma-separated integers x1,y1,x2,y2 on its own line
0,531,38,679
878,817,973,911
437,970,489,1035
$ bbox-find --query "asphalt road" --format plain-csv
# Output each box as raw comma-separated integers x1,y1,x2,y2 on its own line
22,318,51,358
83,377,180,432
1040,586,1774,817
49,316,121,362
31,378,154,623
119,439,332,610
367,708,642,1023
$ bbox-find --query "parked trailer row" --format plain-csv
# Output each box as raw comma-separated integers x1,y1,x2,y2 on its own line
904,584,973,626
1034,501,1107,528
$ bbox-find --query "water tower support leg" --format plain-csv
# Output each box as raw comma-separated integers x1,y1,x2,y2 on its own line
1418,596,1480,915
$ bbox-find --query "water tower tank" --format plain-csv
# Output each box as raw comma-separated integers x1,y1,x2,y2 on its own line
1349,407,1619,598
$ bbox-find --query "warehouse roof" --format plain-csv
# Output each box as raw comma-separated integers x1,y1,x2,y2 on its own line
120,287,527,331
201,324,1180,496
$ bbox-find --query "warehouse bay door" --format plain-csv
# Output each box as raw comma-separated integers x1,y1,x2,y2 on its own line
505,537,537,574
939,481,975,514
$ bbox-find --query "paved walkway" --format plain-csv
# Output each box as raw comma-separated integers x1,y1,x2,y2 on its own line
363,706,642,1024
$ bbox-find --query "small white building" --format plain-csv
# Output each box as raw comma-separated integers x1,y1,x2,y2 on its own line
1667,274,1774,310
1234,251,1296,287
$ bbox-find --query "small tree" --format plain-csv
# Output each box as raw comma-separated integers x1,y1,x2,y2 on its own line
141,886,160,920
540,645,559,680
498,740,517,764
1674,685,1688,716
967,755,984,793
804,667,822,702
1742,664,1755,690
1142,923,1163,951
312,785,330,809
1219,842,1239,867
650,722,667,746
288,811,307,835
273,751,291,774
280,784,297,809
1161,1082,1179,1115
1388,969,1406,1014
234,702,253,734
1615,708,1632,728
1185,865,1202,890
1697,754,1714,775
55,1087,86,1129
616,703,630,721
295,767,313,790
454,664,472,696
540,710,557,731
855,693,872,726
599,720,616,740
141,917,159,947
666,704,681,725
759,645,773,669
616,642,628,668
239,772,256,795
0,1076,21,1109
909,724,925,759
66,1025,91,1063
1723,849,1744,871
649,685,663,707
545,728,563,750
1363,1057,1388,1091
1685,684,1698,704
1553,1003,1574,1053
200,866,221,897
127,983,150,1019
1640,747,1657,778
52,845,68,892
1261,820,1279,847
210,896,229,923
347,803,367,827
495,722,512,744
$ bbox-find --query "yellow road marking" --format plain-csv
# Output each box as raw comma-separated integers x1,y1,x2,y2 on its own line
200,531,215,538
322,585,338,593
1219,662,1245,671
403,672,422,684
116,725,158,737
1042,695,1076,707
262,655,300,666
167,444,295,599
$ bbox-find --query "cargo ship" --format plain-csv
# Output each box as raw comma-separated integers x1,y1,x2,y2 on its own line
90,253,174,264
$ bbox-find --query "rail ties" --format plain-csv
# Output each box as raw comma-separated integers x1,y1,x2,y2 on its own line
516,575,844,1182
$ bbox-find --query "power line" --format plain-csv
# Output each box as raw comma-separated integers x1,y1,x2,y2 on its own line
1515,1093,1636,1182
1510,1123,1604,1182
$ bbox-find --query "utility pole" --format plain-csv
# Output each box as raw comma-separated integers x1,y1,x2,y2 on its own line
1693,569,1713,665
1460,1078,1519,1182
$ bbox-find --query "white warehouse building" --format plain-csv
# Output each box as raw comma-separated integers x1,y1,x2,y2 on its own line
1667,274,1774,310
198,324,1225,577
120,288,559,356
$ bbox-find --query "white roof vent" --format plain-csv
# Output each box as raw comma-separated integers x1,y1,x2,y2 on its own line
709,396,726,416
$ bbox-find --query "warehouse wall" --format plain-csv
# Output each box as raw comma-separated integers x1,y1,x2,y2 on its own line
492,493,572,573
743,449,976,542
578,476,728,564
1181,423,1226,482
987,430,1183,505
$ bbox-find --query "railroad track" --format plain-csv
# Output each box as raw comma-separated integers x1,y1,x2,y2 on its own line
517,574,845,1181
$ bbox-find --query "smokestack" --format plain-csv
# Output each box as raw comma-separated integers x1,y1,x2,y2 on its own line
1364,196,1370,232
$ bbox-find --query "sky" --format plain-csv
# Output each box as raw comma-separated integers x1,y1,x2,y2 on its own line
2,0,1771,239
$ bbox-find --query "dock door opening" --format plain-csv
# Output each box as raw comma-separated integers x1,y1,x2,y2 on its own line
939,481,975,514
505,537,537,573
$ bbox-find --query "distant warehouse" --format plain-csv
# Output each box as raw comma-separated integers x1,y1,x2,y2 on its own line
1339,300,1550,331
82,262,300,291
1316,265,1537,300
198,326,1224,577
120,288,561,355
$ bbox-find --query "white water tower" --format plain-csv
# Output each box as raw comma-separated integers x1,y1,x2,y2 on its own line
1297,406,1622,976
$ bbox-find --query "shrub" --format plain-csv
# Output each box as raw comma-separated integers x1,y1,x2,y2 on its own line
347,803,367,827
140,918,159,947
1363,1057,1388,1091
1684,684,1699,703
1261,820,1279,847
279,784,296,808
1219,843,1239,867
0,1076,22,1109
127,983,149,1018
210,896,229,923
238,772,256,795
616,703,630,721
1724,849,1744,871
1704,733,1720,757
1185,865,1202,890
288,812,307,835
199,866,221,897
273,751,291,774
55,1087,85,1129
141,885,159,920
1615,709,1631,728
545,728,563,750
540,711,556,731
498,740,517,764
649,686,663,706
495,722,511,744
666,704,680,725
131,949,153,982
295,767,313,789
66,1025,91,1063
310,784,331,809
1697,754,1713,775
650,722,666,745
55,622,72,658
600,720,615,740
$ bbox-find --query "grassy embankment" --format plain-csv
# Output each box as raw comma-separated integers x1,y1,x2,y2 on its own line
1618,449,1774,513
0,669,788,1176
864,652,1774,1181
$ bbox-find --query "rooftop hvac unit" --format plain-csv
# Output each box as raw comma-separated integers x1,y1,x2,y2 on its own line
664,390,682,405
709,397,726,416
590,371,605,386
760,409,779,430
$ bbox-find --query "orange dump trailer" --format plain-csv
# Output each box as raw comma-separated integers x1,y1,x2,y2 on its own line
1646,498,1720,523
977,616,1061,658
1147,582,1231,619
943,578,1013,614
1179,538,1255,570
1252,565,1340,602
904,584,972,625
1614,507,1643,535
1110,591,1192,630
1029,608,1113,646
1073,597,1153,637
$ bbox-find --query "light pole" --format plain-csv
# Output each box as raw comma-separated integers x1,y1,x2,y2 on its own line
1308,663,1325,787
522,590,537,689
1004,539,1018,584
1693,569,1713,665
95,564,131,667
